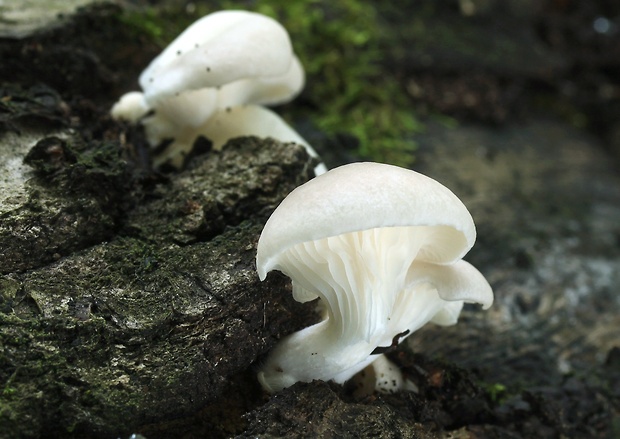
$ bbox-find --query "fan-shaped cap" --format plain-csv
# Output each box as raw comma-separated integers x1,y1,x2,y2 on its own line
139,10,302,106
257,162,476,280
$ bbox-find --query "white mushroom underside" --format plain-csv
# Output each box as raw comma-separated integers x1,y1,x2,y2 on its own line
283,226,445,340
141,104,326,173
257,226,493,392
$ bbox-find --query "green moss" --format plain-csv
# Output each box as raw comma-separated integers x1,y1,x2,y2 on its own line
118,8,168,47
481,382,508,404
252,1,421,166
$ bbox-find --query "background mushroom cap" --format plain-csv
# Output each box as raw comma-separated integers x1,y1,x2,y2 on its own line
257,162,476,279
139,10,300,105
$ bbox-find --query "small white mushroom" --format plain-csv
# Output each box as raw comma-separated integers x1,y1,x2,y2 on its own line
256,162,493,393
351,355,419,397
111,10,323,171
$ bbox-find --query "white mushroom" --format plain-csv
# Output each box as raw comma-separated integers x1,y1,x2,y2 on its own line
256,162,493,393
350,355,419,397
111,10,324,171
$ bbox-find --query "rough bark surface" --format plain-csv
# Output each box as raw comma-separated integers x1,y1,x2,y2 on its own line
1,132,318,438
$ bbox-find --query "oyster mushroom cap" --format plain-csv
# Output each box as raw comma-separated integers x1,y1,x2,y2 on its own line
257,162,476,280
139,10,302,108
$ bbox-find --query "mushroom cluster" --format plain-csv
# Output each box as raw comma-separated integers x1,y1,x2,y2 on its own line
111,10,325,173
256,162,493,393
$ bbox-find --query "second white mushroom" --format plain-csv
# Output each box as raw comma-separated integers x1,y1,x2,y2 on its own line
111,10,324,173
